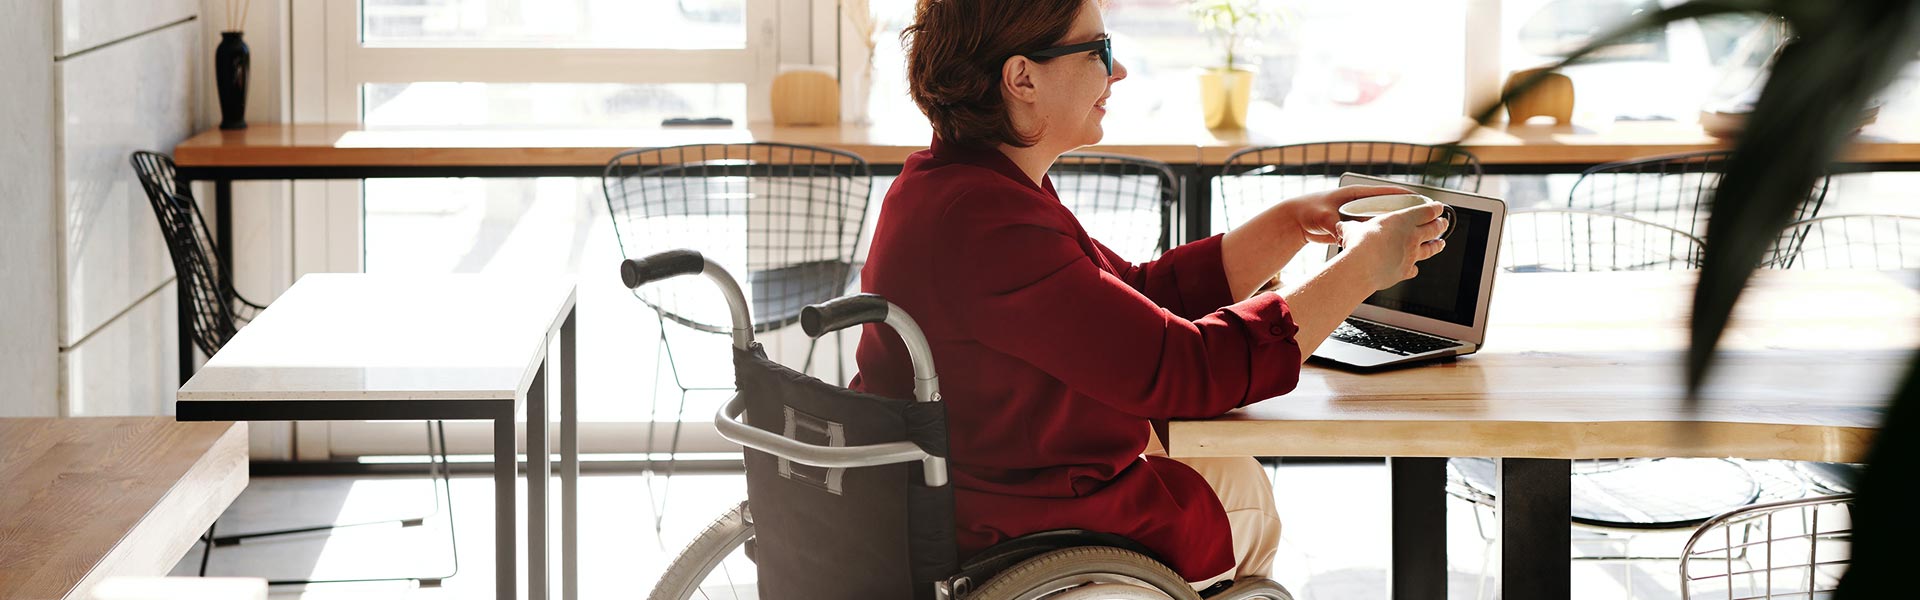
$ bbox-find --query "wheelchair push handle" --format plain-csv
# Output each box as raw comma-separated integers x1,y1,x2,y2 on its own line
618,249,754,351
800,293,889,337
619,249,706,290
802,294,942,407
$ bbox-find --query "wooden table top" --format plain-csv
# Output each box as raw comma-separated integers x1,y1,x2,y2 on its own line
173,118,1920,169
0,418,247,600
178,274,576,404
1167,270,1916,462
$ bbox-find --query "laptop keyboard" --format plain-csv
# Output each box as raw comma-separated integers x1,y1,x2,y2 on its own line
1331,319,1459,356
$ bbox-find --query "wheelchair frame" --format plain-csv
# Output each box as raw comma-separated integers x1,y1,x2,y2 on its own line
622,249,1291,600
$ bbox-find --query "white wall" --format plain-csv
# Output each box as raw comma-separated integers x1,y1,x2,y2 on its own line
0,2,60,417
52,0,203,416
0,0,302,425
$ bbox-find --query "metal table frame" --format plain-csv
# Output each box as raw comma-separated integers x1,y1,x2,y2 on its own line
177,288,579,600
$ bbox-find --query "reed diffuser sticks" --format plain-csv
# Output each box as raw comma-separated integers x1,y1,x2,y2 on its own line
225,0,253,32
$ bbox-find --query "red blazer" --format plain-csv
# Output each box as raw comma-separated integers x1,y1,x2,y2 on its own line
849,137,1303,582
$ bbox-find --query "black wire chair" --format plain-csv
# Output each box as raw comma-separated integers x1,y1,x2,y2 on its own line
1048,152,1178,263
129,151,264,363
1774,214,1920,270
601,143,873,531
1217,141,1484,230
1567,151,1832,268
131,151,456,587
1217,142,1483,281
1499,208,1706,273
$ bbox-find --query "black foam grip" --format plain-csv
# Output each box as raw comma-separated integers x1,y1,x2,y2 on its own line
619,249,705,289
801,294,890,338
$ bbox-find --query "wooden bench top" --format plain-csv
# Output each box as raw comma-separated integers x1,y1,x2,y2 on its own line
0,418,247,600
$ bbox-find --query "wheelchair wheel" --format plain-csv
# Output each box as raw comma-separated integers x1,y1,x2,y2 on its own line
649,501,757,600
969,546,1202,600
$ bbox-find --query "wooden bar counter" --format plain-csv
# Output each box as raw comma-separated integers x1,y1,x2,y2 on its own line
175,118,1920,172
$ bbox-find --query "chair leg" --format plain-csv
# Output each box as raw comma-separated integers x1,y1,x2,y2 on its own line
209,422,444,546
207,420,461,587
199,522,216,577
656,387,691,535
643,329,673,536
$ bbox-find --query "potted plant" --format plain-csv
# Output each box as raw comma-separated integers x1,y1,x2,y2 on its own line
1186,0,1286,129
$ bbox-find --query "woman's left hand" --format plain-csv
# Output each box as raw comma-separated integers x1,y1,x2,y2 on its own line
1286,185,1414,246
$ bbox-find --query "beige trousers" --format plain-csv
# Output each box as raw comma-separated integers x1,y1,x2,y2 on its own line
1145,432,1283,589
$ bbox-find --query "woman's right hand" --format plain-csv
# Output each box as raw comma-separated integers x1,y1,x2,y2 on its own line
1336,203,1450,290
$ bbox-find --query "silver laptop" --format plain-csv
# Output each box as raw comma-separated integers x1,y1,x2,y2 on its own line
1309,173,1507,370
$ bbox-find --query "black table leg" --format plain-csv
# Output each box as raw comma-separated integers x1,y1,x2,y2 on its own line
1183,166,1212,244
1499,458,1571,598
178,281,194,386
215,179,233,259
175,174,204,388
1391,457,1447,600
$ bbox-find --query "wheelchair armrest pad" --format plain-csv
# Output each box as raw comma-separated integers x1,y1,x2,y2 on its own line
951,529,1164,585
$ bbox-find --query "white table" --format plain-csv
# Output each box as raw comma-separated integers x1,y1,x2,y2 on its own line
176,274,578,600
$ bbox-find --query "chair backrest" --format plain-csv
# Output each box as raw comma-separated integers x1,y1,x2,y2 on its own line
1500,209,1705,273
602,143,873,333
1680,494,1853,600
129,151,240,357
1048,153,1177,263
1774,214,1920,270
1567,151,1831,267
1217,141,1484,231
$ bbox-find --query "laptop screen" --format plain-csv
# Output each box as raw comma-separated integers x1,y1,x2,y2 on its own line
1356,203,1495,327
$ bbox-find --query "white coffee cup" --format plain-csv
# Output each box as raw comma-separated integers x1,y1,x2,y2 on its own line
1338,193,1455,240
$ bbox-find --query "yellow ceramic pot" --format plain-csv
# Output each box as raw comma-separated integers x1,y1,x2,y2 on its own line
1200,67,1255,130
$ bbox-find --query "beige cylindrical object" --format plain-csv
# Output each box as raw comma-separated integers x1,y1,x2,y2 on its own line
771,70,841,127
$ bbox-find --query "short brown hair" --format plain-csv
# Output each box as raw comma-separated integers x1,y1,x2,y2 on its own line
903,0,1086,149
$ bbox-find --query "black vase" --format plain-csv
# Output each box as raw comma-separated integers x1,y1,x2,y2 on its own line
215,31,250,130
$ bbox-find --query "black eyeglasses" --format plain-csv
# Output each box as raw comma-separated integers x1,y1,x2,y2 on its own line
1022,37,1113,77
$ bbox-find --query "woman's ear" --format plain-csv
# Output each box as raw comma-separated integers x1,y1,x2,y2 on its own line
1001,56,1039,105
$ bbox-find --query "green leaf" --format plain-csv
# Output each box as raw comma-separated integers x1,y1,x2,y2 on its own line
1691,0,1920,398
1836,350,1920,596
1442,2,1920,595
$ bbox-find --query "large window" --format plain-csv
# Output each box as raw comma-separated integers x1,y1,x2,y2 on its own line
866,0,1468,131
301,0,778,458
363,0,746,49
1501,0,1772,122
363,82,747,128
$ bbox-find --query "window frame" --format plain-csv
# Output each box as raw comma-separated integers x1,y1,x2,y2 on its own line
291,0,790,460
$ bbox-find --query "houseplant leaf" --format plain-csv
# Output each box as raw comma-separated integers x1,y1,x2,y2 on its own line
1457,1,1920,594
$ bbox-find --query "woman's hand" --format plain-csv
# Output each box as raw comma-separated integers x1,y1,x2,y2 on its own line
1223,184,1418,300
1337,203,1450,290
1282,185,1414,246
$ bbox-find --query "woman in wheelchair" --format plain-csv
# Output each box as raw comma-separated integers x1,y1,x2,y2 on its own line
840,0,1452,594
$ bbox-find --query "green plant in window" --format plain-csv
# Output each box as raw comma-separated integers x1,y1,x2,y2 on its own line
1470,1,1920,594
1184,0,1288,71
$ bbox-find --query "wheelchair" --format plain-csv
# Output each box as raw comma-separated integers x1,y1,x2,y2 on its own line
622,250,1294,600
